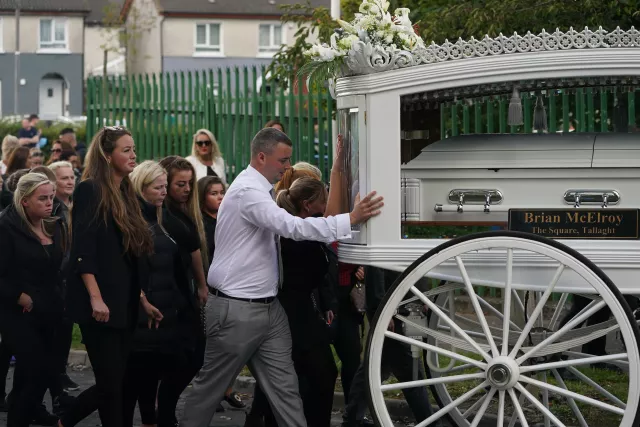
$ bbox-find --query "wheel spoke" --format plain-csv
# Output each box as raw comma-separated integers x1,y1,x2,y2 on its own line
514,383,566,427
565,366,627,408
410,285,492,361
509,264,565,358
519,374,625,415
540,372,550,427
455,256,500,358
563,350,629,370
476,294,522,332
548,293,569,331
415,381,490,427
469,387,496,427
550,369,589,427
496,390,505,427
461,392,488,419
380,372,486,392
384,331,487,369
520,353,628,373
502,249,514,356
508,388,529,427
516,300,607,365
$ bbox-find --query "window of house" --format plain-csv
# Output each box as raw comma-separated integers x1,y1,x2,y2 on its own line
40,19,67,50
195,23,221,53
258,24,283,54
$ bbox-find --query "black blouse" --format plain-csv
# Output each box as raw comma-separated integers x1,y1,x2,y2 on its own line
202,213,216,266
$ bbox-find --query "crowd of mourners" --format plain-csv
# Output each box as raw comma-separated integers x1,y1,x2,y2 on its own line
0,118,440,427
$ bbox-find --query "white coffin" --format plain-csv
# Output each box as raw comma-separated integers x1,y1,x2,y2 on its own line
402,133,640,223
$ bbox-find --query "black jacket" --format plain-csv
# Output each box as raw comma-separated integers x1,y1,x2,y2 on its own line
66,180,149,329
131,199,189,354
202,213,216,266
0,205,65,319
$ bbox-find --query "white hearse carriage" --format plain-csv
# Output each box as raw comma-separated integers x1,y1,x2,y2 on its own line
318,8,640,426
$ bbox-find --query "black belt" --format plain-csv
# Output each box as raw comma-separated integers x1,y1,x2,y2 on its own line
209,288,276,304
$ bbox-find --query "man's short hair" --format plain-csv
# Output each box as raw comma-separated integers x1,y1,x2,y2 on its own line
49,161,74,173
60,127,75,136
28,114,39,121
250,128,292,158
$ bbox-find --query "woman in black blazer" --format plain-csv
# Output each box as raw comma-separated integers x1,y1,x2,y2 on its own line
59,127,155,427
0,172,65,427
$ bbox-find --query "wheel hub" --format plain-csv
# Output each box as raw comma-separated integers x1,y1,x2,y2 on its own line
486,357,520,390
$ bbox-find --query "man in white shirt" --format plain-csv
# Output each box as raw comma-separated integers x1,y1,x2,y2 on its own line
180,128,383,427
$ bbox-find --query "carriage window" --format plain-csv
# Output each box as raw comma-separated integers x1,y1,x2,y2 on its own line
338,108,360,231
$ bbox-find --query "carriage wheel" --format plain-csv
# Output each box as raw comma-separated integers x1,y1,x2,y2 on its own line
364,231,640,427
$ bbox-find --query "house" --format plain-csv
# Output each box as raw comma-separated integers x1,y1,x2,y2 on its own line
121,0,330,76
0,0,88,119
0,0,128,119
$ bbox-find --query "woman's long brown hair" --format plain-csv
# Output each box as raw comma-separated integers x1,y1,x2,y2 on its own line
159,156,208,265
81,127,153,257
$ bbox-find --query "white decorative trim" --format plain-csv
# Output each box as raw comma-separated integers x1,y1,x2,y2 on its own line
336,49,640,97
342,27,640,77
401,178,420,221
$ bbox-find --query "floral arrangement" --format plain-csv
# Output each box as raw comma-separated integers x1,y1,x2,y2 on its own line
299,0,424,86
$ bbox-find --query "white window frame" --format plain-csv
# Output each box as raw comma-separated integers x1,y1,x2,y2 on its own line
193,22,224,57
258,23,284,58
0,18,4,53
38,18,69,53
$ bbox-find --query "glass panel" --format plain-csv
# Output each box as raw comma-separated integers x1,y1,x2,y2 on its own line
208,24,220,46
40,20,52,43
259,24,270,47
54,20,65,41
338,108,360,231
196,24,206,45
273,25,282,46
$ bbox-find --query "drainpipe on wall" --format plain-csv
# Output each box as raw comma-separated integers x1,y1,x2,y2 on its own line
13,0,20,115
330,0,339,153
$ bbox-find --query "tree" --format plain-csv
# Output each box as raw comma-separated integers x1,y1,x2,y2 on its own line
268,0,640,84
100,1,157,77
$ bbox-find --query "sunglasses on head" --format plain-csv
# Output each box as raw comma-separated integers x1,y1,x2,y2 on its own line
196,140,212,147
104,126,124,132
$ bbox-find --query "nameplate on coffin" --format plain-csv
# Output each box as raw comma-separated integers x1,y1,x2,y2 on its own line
508,209,640,239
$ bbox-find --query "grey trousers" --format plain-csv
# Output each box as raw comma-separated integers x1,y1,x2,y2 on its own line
180,293,306,427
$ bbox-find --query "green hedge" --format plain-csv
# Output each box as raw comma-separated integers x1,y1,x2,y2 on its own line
0,119,87,154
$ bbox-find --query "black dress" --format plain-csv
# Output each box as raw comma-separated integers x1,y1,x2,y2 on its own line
255,237,338,427
0,205,65,427
61,180,150,427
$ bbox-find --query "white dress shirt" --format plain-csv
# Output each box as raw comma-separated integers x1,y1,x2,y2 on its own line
186,155,227,185
208,165,352,299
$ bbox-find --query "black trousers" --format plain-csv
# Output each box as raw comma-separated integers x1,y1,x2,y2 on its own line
0,312,58,427
155,331,205,427
123,351,180,427
332,286,363,405
343,322,436,425
60,323,132,427
54,317,74,376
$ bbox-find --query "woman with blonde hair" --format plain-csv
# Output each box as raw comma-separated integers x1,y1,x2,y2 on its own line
0,135,19,175
0,172,66,427
274,167,319,193
60,126,155,427
186,129,226,184
124,160,193,427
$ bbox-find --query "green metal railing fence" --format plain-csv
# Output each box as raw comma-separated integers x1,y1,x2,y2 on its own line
86,66,335,182
439,86,639,137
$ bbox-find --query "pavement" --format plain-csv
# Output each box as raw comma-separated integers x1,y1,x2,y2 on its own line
0,357,417,427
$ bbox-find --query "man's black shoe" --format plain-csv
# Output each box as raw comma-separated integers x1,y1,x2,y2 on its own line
61,373,80,392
